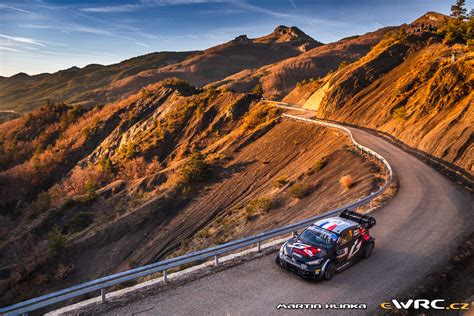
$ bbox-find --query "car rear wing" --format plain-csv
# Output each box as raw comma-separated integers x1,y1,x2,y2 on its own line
340,210,376,229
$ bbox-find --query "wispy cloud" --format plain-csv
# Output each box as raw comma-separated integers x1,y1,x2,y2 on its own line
79,0,231,14
0,4,40,16
232,1,291,18
79,4,141,13
0,34,46,47
135,41,150,47
0,46,23,53
288,0,297,9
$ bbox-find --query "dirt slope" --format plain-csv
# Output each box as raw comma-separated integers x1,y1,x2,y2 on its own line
284,13,473,173
0,78,378,305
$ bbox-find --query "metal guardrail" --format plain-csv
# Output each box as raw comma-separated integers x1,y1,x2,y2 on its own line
0,107,393,316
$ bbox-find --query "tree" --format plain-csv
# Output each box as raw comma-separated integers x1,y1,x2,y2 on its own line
451,0,467,19
252,83,263,97
48,225,67,256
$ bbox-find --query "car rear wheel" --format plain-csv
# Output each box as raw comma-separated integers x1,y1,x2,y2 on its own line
363,242,374,258
323,262,336,281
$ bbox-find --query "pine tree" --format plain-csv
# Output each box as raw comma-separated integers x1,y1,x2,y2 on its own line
451,0,467,19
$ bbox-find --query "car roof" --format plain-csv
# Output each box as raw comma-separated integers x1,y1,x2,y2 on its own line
313,217,357,234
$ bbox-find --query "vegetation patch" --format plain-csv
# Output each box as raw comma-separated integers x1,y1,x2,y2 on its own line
290,182,313,199
68,211,95,233
47,226,67,257
180,153,211,183
339,175,353,189
272,176,288,188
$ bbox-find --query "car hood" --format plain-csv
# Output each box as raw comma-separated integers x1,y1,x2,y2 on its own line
283,238,327,263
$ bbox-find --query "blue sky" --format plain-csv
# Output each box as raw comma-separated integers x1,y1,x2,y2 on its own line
0,0,472,77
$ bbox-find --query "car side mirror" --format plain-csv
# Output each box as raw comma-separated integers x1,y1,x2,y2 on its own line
293,231,299,237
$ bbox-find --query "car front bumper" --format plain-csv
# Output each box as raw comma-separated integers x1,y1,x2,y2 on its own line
277,253,322,279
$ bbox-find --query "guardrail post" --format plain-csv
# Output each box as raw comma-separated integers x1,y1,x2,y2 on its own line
214,255,219,267
163,270,168,283
101,288,106,303
257,241,261,252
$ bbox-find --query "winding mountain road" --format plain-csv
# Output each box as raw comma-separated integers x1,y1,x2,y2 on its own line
104,108,473,315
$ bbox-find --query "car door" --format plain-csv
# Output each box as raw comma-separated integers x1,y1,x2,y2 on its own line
345,227,363,262
335,230,352,266
335,227,362,267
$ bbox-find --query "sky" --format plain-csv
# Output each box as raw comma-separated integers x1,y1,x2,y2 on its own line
0,0,472,77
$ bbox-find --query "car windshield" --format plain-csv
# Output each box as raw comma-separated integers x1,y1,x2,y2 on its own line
299,225,338,248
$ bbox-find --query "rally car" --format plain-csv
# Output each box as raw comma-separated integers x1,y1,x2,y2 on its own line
276,210,376,280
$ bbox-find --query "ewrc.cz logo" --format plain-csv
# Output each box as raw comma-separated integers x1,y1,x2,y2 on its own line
380,299,471,310
276,303,367,310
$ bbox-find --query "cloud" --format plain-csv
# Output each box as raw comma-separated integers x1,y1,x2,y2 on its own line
135,41,150,47
79,4,141,13
0,34,46,47
288,0,297,9
0,46,24,53
79,0,232,13
0,4,40,16
232,1,292,18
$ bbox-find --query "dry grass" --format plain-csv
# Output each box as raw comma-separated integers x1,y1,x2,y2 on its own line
340,175,353,189
272,176,288,188
290,182,312,199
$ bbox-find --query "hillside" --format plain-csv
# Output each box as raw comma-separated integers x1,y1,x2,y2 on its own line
211,27,394,100
0,51,199,114
0,26,320,117
0,78,379,305
284,12,473,174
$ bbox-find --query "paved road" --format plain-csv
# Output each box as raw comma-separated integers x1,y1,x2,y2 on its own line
105,113,473,315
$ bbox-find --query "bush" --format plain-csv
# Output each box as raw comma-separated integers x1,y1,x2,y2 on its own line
438,16,474,45
340,175,353,189
180,153,211,182
48,225,67,256
272,176,288,188
290,183,312,199
338,61,351,70
30,191,51,216
241,104,278,131
69,211,95,233
252,83,263,97
392,106,408,121
314,158,327,171
54,263,74,280
246,197,274,215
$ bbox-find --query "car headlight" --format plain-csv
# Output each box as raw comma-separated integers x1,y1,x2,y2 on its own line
306,258,324,265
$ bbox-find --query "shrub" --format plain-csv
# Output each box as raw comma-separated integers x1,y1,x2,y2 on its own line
180,153,211,182
314,158,327,171
272,176,288,188
119,157,161,180
290,183,312,199
392,106,408,121
48,225,67,256
246,197,274,215
69,211,95,233
140,88,151,99
437,16,473,45
340,175,353,189
55,263,74,280
30,191,51,216
241,104,278,131
338,60,351,70
252,83,263,97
